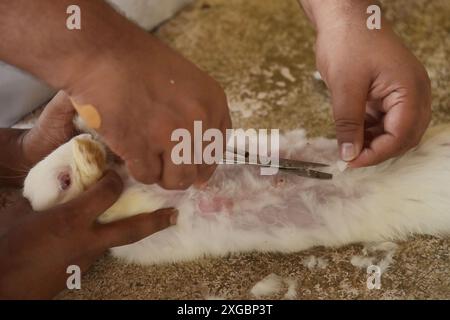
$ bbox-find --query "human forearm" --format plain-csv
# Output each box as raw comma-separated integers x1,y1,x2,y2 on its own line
0,92,77,188
0,0,147,90
299,0,380,30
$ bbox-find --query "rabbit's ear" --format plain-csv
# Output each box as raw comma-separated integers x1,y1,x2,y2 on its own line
72,135,107,188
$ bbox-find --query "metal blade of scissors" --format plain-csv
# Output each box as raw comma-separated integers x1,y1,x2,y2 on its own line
225,146,330,169
222,148,333,180
277,158,329,169
279,167,333,180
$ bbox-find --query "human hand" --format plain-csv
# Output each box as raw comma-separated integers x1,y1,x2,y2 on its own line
21,91,78,167
0,171,176,299
0,0,231,189
301,0,431,167
67,32,231,189
0,92,77,188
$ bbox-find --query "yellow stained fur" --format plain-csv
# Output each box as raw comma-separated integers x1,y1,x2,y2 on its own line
98,186,165,223
72,137,106,189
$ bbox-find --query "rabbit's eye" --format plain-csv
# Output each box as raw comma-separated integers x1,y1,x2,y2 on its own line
57,172,72,191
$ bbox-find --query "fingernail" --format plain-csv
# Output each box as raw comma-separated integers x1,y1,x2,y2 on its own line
169,209,179,225
341,143,356,162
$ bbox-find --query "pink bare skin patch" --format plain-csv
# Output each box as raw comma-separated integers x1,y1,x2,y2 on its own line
198,196,234,216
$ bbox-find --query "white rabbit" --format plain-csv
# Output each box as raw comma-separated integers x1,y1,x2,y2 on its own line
23,125,450,265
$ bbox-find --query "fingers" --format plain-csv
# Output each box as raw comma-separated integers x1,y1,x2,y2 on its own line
95,208,177,248
137,112,231,189
350,134,402,167
39,91,77,140
330,80,369,162
41,91,75,119
22,91,78,165
195,164,217,187
125,138,199,189
125,97,232,189
56,170,123,223
194,113,231,186
126,152,162,185
160,148,198,190
350,94,430,167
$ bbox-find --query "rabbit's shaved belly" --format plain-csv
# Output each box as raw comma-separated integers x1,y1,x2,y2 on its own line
189,166,362,230
101,134,356,231
110,165,372,265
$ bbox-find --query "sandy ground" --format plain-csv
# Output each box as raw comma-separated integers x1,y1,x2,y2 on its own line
1,0,449,299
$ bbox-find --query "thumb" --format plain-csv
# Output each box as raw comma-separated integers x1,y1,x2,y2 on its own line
38,91,77,135
58,170,123,223
22,91,77,165
331,84,367,162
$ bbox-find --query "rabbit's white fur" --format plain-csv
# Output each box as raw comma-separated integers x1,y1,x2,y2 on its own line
23,126,450,265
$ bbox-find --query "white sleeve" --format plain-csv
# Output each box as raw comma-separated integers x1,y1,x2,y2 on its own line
0,61,56,128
